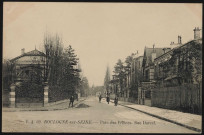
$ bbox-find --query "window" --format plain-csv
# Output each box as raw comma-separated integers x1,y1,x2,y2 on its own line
145,70,149,81
25,70,29,75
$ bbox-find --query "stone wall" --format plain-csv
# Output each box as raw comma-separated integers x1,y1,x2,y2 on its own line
2,89,9,107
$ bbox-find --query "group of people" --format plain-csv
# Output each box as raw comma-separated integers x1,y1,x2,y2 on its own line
98,94,118,106
69,93,119,108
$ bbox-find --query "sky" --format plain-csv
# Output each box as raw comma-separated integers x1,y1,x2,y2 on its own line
3,2,202,86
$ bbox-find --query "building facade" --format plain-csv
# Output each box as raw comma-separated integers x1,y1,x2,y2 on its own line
128,56,143,103
154,28,202,87
138,46,170,106
8,48,47,107
151,27,202,114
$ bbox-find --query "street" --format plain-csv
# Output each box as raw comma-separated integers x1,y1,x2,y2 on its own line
2,96,197,133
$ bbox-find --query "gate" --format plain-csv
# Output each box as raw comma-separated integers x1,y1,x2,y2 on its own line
15,82,44,108
15,64,44,108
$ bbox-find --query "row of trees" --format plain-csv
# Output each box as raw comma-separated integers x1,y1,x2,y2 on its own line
2,33,90,102
104,66,111,93
104,53,142,97
2,59,15,90
43,33,90,100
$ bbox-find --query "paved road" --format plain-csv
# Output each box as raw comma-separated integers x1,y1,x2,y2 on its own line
2,96,197,133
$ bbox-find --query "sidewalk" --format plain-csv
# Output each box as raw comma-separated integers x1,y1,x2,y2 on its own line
3,97,86,112
110,99,202,132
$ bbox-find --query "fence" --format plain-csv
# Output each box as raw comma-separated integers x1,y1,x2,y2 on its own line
151,84,202,114
127,97,138,104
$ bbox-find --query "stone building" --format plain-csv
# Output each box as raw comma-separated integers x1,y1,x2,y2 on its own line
7,48,47,107
138,46,170,106
142,46,170,82
154,27,202,87
154,36,183,87
128,55,143,103
152,27,202,114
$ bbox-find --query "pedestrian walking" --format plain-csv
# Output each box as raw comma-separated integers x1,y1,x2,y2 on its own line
69,95,74,108
99,94,102,103
106,96,110,104
114,96,118,106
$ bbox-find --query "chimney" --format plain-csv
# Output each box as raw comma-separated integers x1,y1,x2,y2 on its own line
179,36,182,44
194,27,201,40
178,35,182,44
136,50,139,57
152,44,156,62
163,48,167,54
21,48,25,55
153,44,155,52
170,41,176,49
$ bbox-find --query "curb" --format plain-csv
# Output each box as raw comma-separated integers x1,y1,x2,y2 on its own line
110,101,201,133
3,98,87,112
44,99,69,107
50,98,87,111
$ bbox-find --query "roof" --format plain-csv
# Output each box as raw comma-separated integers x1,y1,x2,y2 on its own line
155,38,202,62
143,47,168,66
134,55,143,60
11,49,46,62
133,56,143,62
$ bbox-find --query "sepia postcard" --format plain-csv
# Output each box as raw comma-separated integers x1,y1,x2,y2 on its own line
2,2,202,133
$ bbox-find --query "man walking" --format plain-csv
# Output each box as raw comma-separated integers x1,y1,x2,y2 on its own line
99,94,102,103
106,96,110,104
69,95,74,108
114,96,118,106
